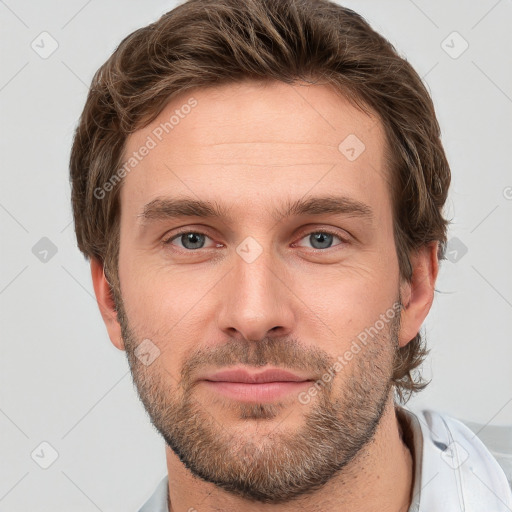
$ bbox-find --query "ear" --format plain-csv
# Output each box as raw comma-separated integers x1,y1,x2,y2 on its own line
90,257,125,351
398,241,440,348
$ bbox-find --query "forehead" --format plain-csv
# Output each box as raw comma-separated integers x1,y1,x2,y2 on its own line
120,80,391,224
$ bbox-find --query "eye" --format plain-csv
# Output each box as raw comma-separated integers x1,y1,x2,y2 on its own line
294,230,347,250
163,228,348,252
163,230,218,251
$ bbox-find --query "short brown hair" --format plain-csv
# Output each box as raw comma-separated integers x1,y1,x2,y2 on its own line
69,0,451,403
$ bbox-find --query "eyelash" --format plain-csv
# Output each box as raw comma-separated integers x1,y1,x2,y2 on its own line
162,228,349,252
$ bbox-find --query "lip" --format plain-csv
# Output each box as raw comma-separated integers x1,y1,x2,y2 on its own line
199,367,313,402
201,367,311,384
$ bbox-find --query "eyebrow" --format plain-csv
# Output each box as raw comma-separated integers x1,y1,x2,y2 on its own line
138,194,374,225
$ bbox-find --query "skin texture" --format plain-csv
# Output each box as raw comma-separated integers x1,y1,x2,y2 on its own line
91,80,439,512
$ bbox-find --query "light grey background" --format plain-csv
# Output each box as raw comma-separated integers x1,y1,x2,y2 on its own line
1,0,511,510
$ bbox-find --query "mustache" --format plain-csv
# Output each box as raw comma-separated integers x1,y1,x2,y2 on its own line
179,336,335,390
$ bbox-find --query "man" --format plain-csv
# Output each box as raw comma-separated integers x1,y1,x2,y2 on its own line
69,0,512,510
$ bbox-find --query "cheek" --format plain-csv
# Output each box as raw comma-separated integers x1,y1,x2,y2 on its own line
118,258,216,339
296,260,399,349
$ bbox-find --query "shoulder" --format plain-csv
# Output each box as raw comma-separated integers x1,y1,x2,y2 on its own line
404,407,512,511
137,475,169,512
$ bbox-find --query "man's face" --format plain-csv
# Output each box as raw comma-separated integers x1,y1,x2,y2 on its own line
115,80,403,503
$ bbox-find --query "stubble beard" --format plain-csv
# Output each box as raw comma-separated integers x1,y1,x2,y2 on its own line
115,293,399,504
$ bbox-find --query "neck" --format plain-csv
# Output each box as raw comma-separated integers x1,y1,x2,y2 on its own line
165,394,414,512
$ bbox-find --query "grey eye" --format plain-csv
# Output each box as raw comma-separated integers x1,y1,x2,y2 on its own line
174,232,208,250
309,232,335,250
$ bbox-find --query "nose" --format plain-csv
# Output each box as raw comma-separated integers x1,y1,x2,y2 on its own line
216,244,296,342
